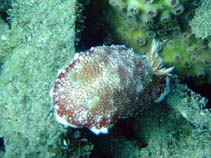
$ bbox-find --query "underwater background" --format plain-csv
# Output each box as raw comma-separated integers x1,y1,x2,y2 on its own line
0,0,211,157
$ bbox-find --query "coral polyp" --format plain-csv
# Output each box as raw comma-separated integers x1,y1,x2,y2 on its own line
106,0,196,55
50,41,173,135
105,0,211,84
160,33,211,84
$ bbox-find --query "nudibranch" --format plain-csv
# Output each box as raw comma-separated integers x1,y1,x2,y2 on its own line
50,40,174,135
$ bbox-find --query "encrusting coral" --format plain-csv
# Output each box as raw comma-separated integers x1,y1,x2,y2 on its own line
0,0,94,157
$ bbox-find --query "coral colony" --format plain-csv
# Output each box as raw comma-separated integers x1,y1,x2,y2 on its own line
50,40,174,135
107,0,211,83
